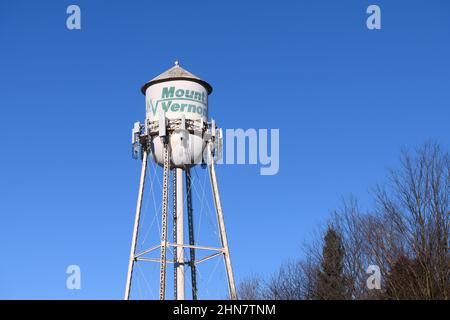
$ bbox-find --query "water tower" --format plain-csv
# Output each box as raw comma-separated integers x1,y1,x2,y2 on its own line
125,62,237,300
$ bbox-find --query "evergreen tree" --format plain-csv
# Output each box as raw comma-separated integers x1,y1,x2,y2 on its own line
315,227,348,299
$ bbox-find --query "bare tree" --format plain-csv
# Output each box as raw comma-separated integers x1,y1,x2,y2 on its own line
373,143,450,299
238,142,449,300
237,259,320,300
263,260,309,300
237,275,263,300
329,198,371,299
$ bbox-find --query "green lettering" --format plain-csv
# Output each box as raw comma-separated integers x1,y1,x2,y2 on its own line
161,87,175,99
161,100,172,112
171,103,180,112
175,89,184,97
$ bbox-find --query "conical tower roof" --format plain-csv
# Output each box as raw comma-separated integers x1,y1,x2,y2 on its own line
141,61,213,94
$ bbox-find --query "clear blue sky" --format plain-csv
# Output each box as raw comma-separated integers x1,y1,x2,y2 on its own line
0,0,449,299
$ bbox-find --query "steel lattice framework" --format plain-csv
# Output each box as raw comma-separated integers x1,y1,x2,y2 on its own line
124,122,237,300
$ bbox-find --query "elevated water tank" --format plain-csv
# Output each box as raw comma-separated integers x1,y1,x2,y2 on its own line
141,62,213,168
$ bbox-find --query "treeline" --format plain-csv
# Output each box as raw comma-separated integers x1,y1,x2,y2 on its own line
239,143,450,300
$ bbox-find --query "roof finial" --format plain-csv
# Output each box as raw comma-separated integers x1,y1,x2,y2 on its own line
174,59,179,67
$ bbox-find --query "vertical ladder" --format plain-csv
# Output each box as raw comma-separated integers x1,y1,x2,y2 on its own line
172,168,178,299
159,142,170,300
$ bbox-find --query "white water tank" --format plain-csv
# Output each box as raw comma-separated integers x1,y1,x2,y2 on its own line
141,62,213,168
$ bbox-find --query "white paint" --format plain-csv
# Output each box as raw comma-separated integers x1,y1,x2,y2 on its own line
145,80,209,168
145,80,208,123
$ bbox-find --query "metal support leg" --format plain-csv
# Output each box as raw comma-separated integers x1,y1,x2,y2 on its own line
207,146,238,300
185,167,198,300
124,149,148,300
176,168,185,300
159,142,170,300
